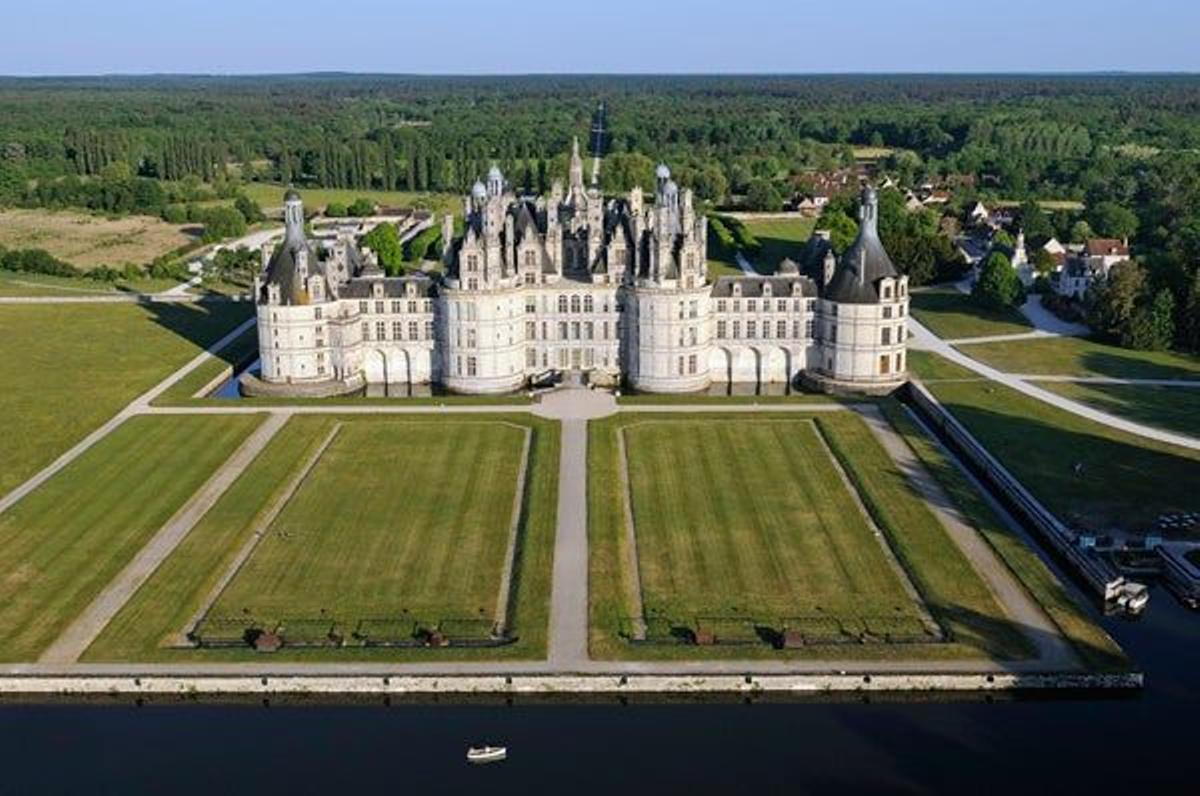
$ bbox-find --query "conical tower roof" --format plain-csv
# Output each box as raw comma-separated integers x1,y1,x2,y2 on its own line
825,186,898,304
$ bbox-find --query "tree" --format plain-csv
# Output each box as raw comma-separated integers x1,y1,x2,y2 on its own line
972,251,1024,309
1088,201,1138,240
1086,260,1145,340
1069,219,1094,243
1017,199,1054,246
818,208,859,255
1032,247,1057,276
1181,269,1200,353
744,179,783,212
234,194,264,223
197,206,247,242
362,223,403,275
1124,289,1175,350
991,229,1015,250
325,201,347,218
347,198,375,217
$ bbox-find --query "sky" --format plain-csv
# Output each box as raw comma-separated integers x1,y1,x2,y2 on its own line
2,0,1198,76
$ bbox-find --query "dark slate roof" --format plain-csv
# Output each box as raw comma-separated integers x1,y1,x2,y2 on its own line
825,187,899,304
710,275,817,298
262,233,326,305
339,276,436,299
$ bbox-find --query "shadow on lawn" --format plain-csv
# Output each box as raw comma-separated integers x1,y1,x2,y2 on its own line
140,298,257,373
905,389,1200,533
1079,348,1200,381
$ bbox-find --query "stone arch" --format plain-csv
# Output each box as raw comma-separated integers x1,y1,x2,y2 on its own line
393,348,412,387
363,349,388,384
708,347,733,383
762,347,790,384
731,347,758,384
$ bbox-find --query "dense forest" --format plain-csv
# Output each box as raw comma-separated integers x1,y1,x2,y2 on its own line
0,74,1197,348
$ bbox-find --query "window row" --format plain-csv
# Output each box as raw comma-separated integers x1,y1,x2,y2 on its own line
715,298,814,314
716,319,812,340
361,320,433,343
357,299,431,315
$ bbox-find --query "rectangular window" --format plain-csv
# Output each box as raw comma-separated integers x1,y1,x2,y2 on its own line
424,321,433,339
717,320,727,338
467,328,477,348
777,300,787,312
526,348,537,367
763,322,772,339
408,300,417,313
678,356,685,375
467,356,478,376
361,322,369,341
717,299,727,313
882,327,892,345
602,321,609,340
733,320,741,339
314,307,323,320
805,319,814,338
391,300,402,313
585,322,594,340
747,320,756,338
830,324,837,343
689,300,698,319
526,321,537,340
880,354,891,374
526,297,537,313
392,321,403,340
409,320,419,340
375,301,385,314
777,320,787,338
375,321,386,341
883,306,893,319
571,322,580,340
359,301,368,314
688,354,697,374
558,322,568,340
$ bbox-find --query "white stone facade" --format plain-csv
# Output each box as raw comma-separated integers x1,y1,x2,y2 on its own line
254,148,908,396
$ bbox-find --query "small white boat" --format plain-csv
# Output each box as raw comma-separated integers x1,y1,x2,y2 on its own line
467,745,507,764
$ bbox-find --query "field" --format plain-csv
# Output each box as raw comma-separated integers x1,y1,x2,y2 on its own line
0,414,260,661
740,216,817,273
208,420,526,633
920,357,1200,532
1038,382,1200,438
0,208,196,269
241,182,458,216
84,414,560,662
910,287,1032,340
589,412,1030,660
0,301,253,496
955,336,1200,380
624,420,926,624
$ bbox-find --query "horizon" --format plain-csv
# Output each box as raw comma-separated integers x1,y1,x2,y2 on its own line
4,0,1198,75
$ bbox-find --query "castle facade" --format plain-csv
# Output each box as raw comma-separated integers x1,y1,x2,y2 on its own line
251,142,908,396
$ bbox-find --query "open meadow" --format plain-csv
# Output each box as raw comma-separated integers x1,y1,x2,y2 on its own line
954,336,1200,380
0,208,196,269
739,216,816,273
0,301,253,496
241,182,458,216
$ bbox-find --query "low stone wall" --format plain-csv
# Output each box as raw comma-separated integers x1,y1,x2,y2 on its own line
800,372,906,397
0,671,1142,699
238,372,365,398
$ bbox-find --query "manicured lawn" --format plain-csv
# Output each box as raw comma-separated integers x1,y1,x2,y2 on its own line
589,412,1029,660
624,419,925,623
1039,382,1200,438
242,182,458,216
212,420,526,628
86,415,559,661
923,376,1200,532
0,301,253,497
907,349,983,382
741,217,816,274
881,399,1129,672
617,392,850,405
910,287,1031,340
0,414,261,661
155,323,261,404
955,336,1200,380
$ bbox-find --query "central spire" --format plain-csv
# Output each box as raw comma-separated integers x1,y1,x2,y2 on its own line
569,136,584,190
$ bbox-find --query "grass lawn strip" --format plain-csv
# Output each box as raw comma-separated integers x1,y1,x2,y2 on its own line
954,335,1200,380
589,412,1027,661
1037,381,1200,439
0,414,260,661
85,414,558,662
921,373,1200,532
0,301,253,497
909,286,1031,340
880,399,1129,672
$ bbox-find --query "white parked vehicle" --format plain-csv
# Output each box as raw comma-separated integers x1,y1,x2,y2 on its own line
467,746,507,764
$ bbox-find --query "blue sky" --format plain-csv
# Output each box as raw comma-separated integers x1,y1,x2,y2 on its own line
2,0,1197,75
